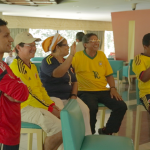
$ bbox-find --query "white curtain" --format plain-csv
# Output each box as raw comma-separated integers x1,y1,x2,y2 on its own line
4,16,112,31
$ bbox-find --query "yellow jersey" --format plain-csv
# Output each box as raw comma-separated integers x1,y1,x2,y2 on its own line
132,54,150,98
10,57,54,110
72,50,113,91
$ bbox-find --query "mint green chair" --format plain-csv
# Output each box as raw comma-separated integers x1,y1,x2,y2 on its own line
134,80,146,150
61,99,134,150
21,122,46,150
109,60,124,90
31,57,44,61
108,58,114,60
123,59,136,85
2,58,5,61
31,61,41,72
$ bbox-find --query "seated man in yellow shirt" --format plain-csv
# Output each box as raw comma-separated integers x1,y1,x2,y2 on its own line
10,32,63,150
133,33,150,112
72,33,127,135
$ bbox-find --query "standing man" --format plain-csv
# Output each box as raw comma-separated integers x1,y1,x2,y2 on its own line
72,33,127,135
133,33,150,112
10,32,63,150
0,19,29,150
76,32,85,52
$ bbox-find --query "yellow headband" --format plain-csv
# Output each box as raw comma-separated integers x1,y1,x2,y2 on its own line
42,33,64,52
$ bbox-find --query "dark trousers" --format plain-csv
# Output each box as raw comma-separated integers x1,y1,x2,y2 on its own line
3,144,19,150
78,91,127,134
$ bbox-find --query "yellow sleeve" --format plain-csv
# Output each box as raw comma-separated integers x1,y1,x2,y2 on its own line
103,52,113,76
10,60,54,110
132,55,146,78
36,71,54,103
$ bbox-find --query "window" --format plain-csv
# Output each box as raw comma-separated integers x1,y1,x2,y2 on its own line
29,29,83,57
104,31,115,58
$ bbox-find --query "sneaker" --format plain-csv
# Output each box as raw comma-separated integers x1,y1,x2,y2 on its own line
98,128,112,135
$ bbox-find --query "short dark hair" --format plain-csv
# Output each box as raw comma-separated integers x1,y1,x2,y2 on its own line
0,19,8,32
142,33,150,47
0,18,7,26
76,32,85,42
82,33,98,50
82,33,98,44
15,43,25,54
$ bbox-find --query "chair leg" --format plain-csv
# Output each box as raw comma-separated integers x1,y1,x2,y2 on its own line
134,105,142,150
128,76,131,86
43,131,46,144
100,109,105,128
37,130,43,150
126,110,133,138
28,133,33,150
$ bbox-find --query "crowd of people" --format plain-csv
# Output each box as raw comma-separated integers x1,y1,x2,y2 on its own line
1,17,149,150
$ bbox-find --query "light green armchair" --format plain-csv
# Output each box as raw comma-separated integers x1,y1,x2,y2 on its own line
123,59,136,85
61,99,134,150
109,60,124,90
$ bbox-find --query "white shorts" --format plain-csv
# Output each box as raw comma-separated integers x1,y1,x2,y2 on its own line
21,105,61,136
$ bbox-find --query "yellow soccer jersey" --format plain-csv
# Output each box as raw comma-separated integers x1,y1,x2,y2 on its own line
132,54,150,98
72,50,113,91
10,57,54,110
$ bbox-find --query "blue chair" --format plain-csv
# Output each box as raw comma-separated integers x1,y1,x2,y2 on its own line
31,61,41,72
109,60,124,89
134,80,146,150
123,59,136,85
107,58,114,60
61,99,134,150
21,122,46,150
31,57,44,61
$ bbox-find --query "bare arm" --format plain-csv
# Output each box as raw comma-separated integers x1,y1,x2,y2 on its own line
140,67,150,82
106,75,115,88
53,42,76,78
106,75,123,101
70,82,78,99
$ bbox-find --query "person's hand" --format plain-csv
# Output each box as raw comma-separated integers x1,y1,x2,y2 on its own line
51,105,61,119
110,88,123,101
53,105,61,111
4,93,22,103
70,41,76,56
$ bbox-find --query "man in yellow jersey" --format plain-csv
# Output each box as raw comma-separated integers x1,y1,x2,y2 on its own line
10,32,63,150
133,33,150,113
72,33,127,135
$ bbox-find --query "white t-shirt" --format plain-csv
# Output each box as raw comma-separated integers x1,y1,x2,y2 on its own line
76,42,84,52
5,56,16,65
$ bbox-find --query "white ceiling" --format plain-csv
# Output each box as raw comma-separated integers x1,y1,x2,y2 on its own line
1,0,150,22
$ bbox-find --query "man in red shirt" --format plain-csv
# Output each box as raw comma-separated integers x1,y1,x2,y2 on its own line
0,19,29,150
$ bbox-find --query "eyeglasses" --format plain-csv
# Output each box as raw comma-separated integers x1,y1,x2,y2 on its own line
24,44,37,48
88,39,101,43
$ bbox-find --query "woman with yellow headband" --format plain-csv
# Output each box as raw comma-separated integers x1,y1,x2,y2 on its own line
39,33,91,135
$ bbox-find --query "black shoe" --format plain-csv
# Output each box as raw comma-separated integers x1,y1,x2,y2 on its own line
98,128,112,135
98,128,107,135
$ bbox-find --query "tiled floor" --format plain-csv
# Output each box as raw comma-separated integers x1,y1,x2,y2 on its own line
5,80,150,150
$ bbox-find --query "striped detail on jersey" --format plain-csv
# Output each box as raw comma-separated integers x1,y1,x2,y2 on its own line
0,70,7,81
134,55,141,65
46,55,53,65
141,96,149,111
17,58,27,74
28,86,49,107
